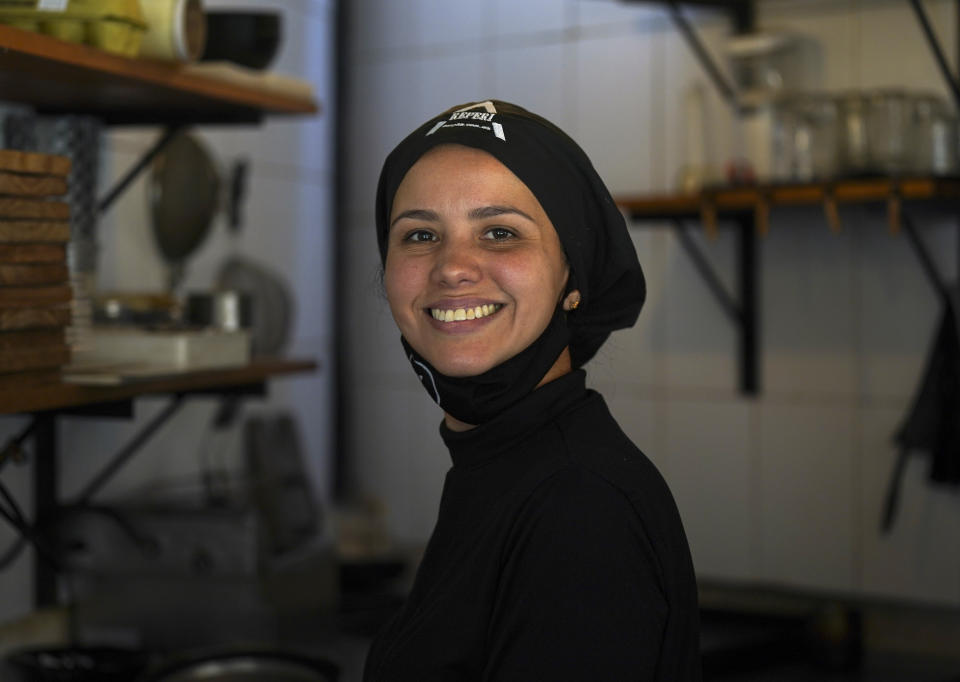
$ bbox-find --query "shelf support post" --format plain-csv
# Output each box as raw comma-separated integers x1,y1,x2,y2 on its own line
737,214,759,394
32,412,58,607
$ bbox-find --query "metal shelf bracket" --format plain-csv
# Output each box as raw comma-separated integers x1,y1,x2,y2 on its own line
670,216,759,395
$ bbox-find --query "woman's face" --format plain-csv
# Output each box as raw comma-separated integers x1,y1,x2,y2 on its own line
385,144,569,377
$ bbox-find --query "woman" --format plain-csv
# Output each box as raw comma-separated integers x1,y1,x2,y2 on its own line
365,100,700,681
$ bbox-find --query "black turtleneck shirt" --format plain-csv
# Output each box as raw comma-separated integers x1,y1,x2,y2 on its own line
363,371,701,681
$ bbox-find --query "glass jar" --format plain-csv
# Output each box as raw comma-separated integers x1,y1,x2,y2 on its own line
909,94,957,175
837,91,870,175
773,93,839,181
866,89,912,174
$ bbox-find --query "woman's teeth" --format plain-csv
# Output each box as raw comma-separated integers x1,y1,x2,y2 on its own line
430,303,502,323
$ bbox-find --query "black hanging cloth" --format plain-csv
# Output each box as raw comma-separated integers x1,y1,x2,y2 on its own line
882,287,960,532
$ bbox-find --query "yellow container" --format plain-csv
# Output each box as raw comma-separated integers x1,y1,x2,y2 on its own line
39,18,86,43
89,18,144,57
0,0,147,56
1,18,39,32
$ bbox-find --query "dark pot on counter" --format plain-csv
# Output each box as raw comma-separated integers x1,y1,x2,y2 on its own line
3,646,150,682
136,647,339,682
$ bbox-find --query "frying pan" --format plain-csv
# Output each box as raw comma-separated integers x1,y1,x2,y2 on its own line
150,132,220,290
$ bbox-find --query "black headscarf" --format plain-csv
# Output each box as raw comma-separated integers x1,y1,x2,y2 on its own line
376,100,645,423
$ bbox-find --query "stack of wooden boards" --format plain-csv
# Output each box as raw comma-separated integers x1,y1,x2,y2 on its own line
0,150,73,389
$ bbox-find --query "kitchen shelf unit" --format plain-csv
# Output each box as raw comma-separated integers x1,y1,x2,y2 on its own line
0,25,322,607
615,176,960,394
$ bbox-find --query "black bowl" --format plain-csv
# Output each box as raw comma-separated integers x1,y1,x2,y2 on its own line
200,10,282,70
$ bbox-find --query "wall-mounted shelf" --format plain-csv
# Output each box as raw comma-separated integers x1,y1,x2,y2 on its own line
0,24,319,125
0,358,318,606
616,176,960,395
0,358,318,415
617,177,960,221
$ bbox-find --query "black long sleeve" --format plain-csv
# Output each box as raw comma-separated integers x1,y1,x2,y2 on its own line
484,465,665,680
363,371,701,681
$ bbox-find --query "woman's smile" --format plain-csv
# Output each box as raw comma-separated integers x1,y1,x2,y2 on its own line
429,302,503,323
384,144,569,377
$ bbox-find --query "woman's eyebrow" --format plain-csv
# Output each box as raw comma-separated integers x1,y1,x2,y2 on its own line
391,208,439,228
468,205,535,222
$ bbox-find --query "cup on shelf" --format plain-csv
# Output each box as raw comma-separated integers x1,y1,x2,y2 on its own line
139,0,206,62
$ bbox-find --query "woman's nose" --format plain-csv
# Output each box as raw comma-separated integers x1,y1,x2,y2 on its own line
432,239,482,287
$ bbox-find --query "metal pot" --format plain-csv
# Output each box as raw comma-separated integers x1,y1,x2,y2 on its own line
185,290,253,331
137,649,339,682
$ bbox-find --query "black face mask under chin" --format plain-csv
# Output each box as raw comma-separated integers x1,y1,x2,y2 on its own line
400,309,572,426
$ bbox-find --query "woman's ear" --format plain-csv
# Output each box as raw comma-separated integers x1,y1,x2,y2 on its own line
562,289,581,311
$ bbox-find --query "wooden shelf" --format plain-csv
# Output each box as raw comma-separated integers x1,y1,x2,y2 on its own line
0,25,319,125
616,177,960,221
0,357,317,414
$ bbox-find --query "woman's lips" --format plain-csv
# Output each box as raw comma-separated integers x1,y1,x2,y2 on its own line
428,303,503,323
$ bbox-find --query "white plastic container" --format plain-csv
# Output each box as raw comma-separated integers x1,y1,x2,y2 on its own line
74,327,250,371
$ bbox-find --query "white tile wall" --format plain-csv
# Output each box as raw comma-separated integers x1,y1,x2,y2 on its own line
761,209,859,397
574,32,656,196
345,59,426,213
491,43,573,131
757,402,857,593
350,0,425,54
419,0,490,48
492,0,572,38
663,399,754,581
418,54,487,118
573,0,660,29
341,222,411,382
344,0,960,608
348,383,448,543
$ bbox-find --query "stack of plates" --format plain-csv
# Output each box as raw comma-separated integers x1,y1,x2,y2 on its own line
0,150,73,390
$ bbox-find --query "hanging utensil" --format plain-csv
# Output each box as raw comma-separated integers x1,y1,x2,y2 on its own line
149,132,220,290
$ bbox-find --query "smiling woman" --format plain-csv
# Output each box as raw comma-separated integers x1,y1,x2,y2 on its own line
365,101,701,681
385,144,572,384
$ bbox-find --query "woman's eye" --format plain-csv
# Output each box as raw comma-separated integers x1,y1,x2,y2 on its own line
404,229,436,243
483,227,516,241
